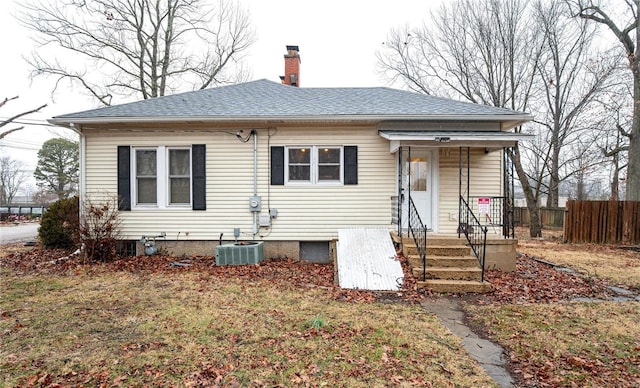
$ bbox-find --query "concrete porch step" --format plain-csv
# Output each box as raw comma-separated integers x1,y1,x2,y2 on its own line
401,236,470,247
404,244,471,257
418,279,492,293
395,232,493,294
413,266,483,281
408,255,479,269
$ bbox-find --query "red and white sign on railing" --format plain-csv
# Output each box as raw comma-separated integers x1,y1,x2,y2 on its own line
478,197,490,215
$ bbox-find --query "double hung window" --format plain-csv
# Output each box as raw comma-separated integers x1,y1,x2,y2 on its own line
286,146,342,184
132,146,191,208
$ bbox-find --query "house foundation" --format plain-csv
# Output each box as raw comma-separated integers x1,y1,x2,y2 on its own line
484,238,517,272
131,239,324,262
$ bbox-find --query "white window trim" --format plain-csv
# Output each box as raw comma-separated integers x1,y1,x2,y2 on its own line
132,147,159,208
285,146,343,185
166,147,192,207
131,146,192,209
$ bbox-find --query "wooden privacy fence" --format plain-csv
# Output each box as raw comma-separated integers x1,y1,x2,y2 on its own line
564,200,640,245
513,207,565,228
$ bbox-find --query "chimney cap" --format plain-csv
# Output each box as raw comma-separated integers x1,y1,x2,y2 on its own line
286,45,299,52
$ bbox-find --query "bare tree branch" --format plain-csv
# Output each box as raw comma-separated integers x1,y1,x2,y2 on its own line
0,96,19,109
566,0,639,200
19,0,255,105
0,103,48,130
0,96,47,139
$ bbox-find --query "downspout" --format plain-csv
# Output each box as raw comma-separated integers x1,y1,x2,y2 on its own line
458,146,462,238
80,133,86,210
397,147,403,238
70,123,86,222
252,130,258,238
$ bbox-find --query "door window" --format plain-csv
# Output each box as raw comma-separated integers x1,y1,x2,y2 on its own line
410,157,428,191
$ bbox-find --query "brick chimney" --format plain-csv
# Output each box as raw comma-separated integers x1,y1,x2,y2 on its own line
280,45,300,87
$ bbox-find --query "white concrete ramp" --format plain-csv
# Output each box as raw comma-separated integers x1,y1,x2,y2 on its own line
337,228,404,291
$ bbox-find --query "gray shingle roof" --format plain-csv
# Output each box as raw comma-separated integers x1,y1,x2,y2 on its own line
52,79,529,121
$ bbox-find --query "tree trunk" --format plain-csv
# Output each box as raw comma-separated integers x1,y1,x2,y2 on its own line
627,73,640,200
610,151,619,200
576,172,586,200
512,144,543,237
549,140,560,207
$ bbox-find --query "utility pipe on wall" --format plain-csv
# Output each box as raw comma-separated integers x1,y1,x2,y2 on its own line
252,130,258,238
69,123,86,222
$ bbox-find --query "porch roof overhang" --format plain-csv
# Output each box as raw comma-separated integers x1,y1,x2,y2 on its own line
379,130,534,153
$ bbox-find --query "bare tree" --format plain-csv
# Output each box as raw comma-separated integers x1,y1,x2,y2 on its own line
378,0,541,107
592,82,632,200
0,96,47,139
567,0,639,200
563,135,607,199
0,156,28,204
377,0,547,237
377,0,618,235
20,0,255,106
534,0,617,206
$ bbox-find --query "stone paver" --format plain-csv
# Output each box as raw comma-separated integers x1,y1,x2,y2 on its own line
422,297,514,388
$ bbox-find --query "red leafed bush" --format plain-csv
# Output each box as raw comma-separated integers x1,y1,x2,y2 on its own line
80,196,122,262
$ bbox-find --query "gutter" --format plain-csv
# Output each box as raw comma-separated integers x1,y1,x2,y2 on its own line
47,113,534,128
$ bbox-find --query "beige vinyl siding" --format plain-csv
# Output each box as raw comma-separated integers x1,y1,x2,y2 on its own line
438,147,503,234
83,126,396,241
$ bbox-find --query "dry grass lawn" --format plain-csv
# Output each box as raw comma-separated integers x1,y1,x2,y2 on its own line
466,302,640,387
461,228,640,386
518,241,640,289
1,269,496,387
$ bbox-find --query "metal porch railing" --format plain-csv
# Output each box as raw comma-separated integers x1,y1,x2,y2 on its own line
408,196,428,281
469,196,514,238
459,195,488,282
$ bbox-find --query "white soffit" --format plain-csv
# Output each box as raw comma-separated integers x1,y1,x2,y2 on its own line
379,131,534,153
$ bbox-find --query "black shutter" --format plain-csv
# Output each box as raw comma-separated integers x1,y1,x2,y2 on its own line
271,146,285,185
192,144,206,210
344,146,358,185
117,146,131,210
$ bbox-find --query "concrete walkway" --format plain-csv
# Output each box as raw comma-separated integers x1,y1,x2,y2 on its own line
422,297,515,388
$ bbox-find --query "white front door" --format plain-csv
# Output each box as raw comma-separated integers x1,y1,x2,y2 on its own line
402,149,434,230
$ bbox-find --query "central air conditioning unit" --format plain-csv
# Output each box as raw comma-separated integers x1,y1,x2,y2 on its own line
215,241,264,266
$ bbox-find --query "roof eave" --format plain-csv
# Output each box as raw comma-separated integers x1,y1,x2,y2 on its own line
379,131,535,141
48,113,534,128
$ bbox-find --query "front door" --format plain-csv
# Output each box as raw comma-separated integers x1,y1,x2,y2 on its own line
402,149,433,230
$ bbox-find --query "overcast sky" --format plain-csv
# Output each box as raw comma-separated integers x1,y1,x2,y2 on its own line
0,0,436,192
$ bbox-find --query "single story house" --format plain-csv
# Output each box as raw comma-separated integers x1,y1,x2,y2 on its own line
49,47,532,270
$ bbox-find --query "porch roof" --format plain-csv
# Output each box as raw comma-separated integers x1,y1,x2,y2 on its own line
379,130,534,152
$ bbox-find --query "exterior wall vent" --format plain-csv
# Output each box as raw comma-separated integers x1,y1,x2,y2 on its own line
215,241,264,265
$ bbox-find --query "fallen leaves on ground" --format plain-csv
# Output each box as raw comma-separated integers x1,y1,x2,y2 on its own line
5,242,636,387
471,254,612,305
466,302,640,388
2,261,494,387
518,240,640,290
462,240,639,388
0,245,425,304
